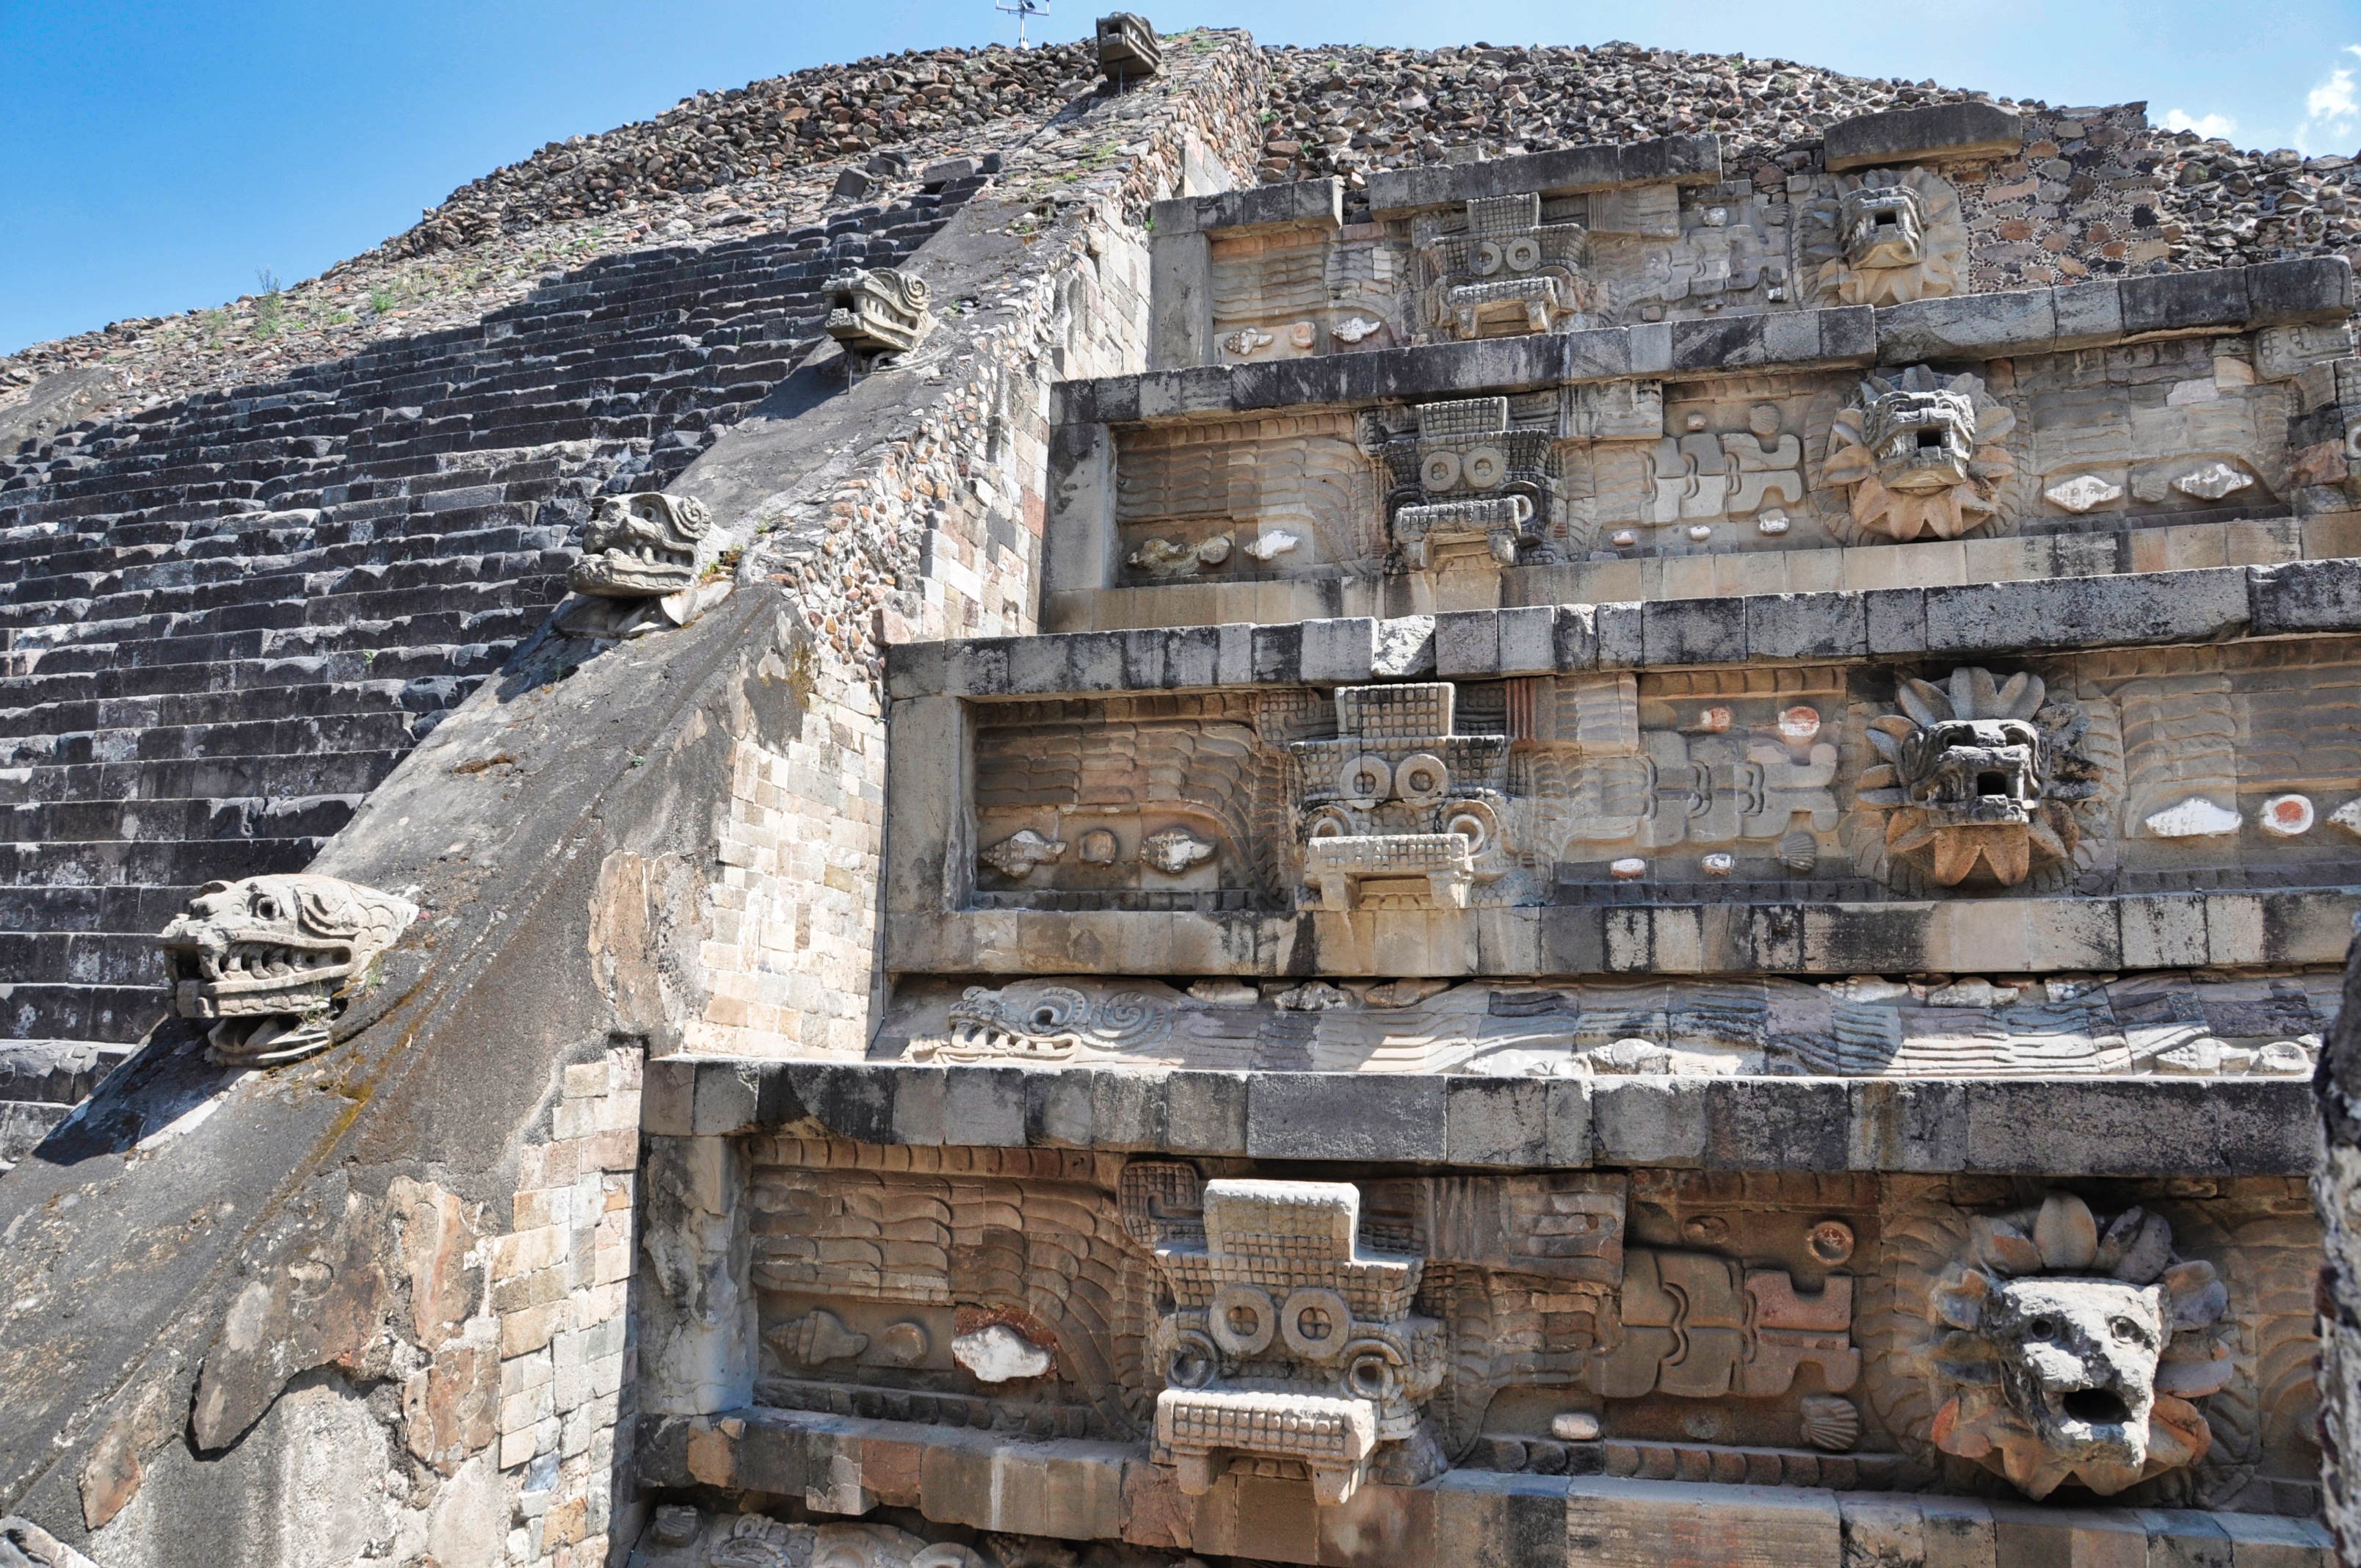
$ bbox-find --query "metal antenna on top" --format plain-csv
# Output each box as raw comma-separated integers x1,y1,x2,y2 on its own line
994,0,1047,48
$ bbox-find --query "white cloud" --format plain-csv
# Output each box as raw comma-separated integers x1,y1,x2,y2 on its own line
2296,46,2361,155
2163,108,2238,139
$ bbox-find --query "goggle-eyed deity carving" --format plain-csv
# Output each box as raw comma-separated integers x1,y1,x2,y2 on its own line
1374,397,1554,570
1124,1166,1445,1506
158,874,418,1064
1821,367,2017,542
1799,167,1967,306
1415,193,1595,340
1854,667,2102,895
569,492,715,598
1292,683,1514,911
1917,1192,2230,1498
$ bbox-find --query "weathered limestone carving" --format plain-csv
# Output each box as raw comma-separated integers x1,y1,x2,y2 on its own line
1095,11,1161,78
1291,683,1512,910
1376,397,1554,569
1821,368,2016,542
1918,1193,2230,1498
1129,1171,1443,1505
570,491,715,598
824,266,932,359
1798,167,1966,305
1140,827,1215,874
1854,668,2101,896
910,981,1171,1062
157,875,418,1064
1112,413,1379,578
978,828,1067,881
1645,403,1806,537
888,969,2331,1081
1414,194,1595,339
1592,1249,1857,1400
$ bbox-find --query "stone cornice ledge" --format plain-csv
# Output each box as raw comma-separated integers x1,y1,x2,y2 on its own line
883,888,2358,979
644,1056,2318,1175
1052,257,2354,424
636,1407,2332,1565
886,559,2361,699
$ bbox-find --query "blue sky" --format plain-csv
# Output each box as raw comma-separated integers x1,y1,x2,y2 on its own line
2,0,2355,357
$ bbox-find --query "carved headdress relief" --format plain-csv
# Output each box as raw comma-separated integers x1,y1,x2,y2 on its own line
157,874,418,1064
1799,167,1968,306
1919,1193,2230,1498
1854,667,2102,896
1125,1165,1446,1506
1821,366,2017,542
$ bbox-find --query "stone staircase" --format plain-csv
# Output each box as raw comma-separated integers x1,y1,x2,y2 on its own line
0,178,987,1161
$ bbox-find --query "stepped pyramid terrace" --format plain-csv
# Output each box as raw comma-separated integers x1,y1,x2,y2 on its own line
2,19,2361,1568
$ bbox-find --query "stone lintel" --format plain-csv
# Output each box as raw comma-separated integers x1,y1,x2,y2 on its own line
885,562,2361,700
632,1407,2334,1567
643,1056,2318,1174
1823,102,2027,172
882,888,2360,982
1364,135,1725,217
1153,176,1347,236
1050,258,2357,426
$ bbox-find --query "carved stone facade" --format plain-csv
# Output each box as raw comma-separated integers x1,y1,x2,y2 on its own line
3,43,2353,1568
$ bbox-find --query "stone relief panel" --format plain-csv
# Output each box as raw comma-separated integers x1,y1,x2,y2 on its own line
1820,369,2017,543
960,648,2361,916
156,874,418,1064
2013,337,2293,531
1411,194,1597,340
877,968,2338,1078
1192,179,1801,355
717,1145,2320,1509
1111,414,1382,584
1083,333,2304,602
1208,225,1410,362
1862,1178,2320,1513
1796,167,1968,306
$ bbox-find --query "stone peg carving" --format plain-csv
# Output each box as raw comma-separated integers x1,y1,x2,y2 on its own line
1095,11,1162,76
1415,193,1594,339
0,1519,103,1568
1139,827,1215,874
1923,1192,2231,1498
1128,1166,1443,1506
824,266,932,358
1799,166,1966,305
569,491,714,598
978,828,1066,880
911,981,1169,1062
158,875,418,1065
1821,367,2016,542
1855,667,2100,894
